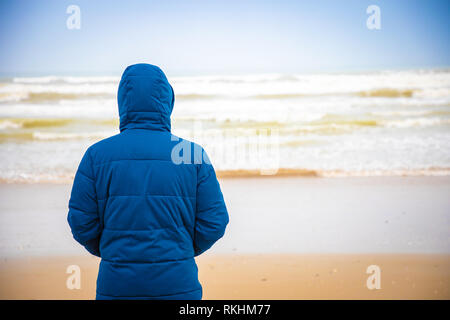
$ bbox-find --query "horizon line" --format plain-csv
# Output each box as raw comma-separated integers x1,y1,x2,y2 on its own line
1,65,450,79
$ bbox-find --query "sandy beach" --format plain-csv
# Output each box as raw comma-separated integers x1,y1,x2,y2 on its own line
1,176,450,257
0,176,449,299
0,253,448,299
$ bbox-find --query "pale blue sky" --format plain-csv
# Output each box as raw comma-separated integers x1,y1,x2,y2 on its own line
0,0,449,76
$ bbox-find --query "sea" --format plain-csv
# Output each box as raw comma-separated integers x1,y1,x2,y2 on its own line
0,69,449,182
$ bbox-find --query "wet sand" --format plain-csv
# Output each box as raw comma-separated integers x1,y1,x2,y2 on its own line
0,176,449,299
0,254,448,299
1,176,449,257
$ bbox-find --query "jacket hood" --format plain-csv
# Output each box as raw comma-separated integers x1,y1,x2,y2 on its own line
118,64,174,132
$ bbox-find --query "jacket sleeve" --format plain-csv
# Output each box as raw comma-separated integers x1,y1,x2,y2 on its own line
67,148,102,257
194,152,229,256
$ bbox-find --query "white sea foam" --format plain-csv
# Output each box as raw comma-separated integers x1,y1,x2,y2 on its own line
0,69,449,182
12,76,119,84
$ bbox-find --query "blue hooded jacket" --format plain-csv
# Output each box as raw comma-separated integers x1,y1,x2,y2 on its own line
67,64,229,300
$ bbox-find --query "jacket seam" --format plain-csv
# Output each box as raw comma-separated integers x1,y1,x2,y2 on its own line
102,225,192,232
76,170,94,182
98,194,195,201
125,110,164,114
68,205,97,215
93,158,184,167
96,287,201,299
101,256,194,265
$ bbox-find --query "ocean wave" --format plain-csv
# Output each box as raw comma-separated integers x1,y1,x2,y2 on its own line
176,94,219,100
0,91,112,103
0,92,25,103
27,92,111,103
248,88,420,100
0,130,114,142
1,77,449,104
0,91,217,103
357,88,416,98
370,110,450,117
171,73,293,84
219,120,287,129
383,117,450,128
32,131,113,141
0,173,76,184
310,115,379,127
216,167,450,178
0,118,119,130
252,93,309,99
12,76,119,84
2,167,450,184
1,113,447,140
0,118,75,129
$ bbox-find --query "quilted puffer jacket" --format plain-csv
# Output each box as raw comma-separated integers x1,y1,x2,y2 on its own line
67,63,229,300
